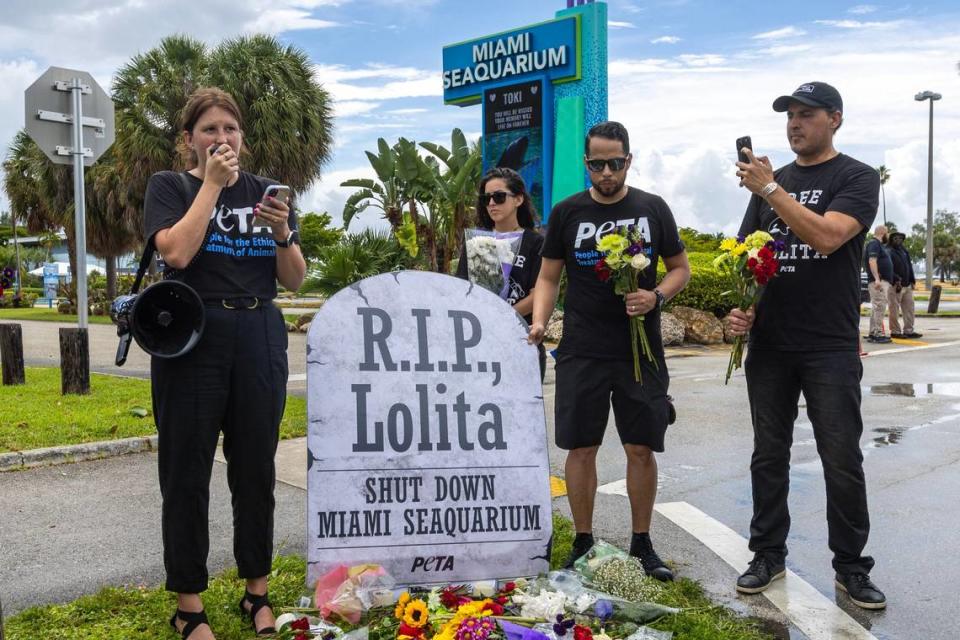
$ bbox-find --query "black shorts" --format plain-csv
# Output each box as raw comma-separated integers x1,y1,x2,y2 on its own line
554,353,670,451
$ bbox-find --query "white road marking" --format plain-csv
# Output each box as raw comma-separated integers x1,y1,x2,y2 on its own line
289,373,307,381
865,339,960,356
654,501,879,640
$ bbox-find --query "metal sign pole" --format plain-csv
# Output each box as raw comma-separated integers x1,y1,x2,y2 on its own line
70,77,88,329
12,216,22,297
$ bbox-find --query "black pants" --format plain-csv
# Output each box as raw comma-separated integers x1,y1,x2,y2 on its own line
744,349,874,575
151,303,288,593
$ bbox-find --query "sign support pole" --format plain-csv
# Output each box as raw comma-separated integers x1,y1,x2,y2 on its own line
70,77,89,329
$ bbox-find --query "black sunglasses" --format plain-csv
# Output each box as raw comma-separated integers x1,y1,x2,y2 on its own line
586,157,628,172
479,190,514,205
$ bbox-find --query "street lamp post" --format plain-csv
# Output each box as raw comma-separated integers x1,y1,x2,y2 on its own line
915,90,941,290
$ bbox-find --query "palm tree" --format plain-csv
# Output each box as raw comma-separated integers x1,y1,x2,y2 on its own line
877,165,890,225
111,34,333,237
2,131,76,276
420,129,482,273
208,35,334,194
85,151,141,297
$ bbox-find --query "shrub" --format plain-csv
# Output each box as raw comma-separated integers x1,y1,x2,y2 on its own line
0,291,39,308
658,251,733,318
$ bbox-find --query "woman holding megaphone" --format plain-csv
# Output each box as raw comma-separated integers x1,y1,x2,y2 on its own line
143,87,306,640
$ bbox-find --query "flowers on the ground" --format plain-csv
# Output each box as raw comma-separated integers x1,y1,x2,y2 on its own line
594,226,656,383
403,600,430,628
552,614,575,636
591,557,664,603
395,593,412,619
714,230,782,384
572,624,593,640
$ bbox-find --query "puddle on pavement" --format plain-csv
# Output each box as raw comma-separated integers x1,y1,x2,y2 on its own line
746,616,797,639
867,382,960,397
871,426,905,447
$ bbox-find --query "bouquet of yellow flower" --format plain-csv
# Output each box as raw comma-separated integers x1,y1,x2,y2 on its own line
594,226,656,383
714,230,782,384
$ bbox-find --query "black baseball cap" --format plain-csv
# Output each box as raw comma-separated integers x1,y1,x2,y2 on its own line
890,231,906,240
772,81,843,113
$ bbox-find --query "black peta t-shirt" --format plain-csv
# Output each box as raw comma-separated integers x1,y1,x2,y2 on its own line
865,238,893,282
542,187,684,360
738,153,879,351
455,228,544,324
144,171,299,300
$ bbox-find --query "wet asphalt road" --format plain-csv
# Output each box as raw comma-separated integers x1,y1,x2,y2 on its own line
1,316,959,640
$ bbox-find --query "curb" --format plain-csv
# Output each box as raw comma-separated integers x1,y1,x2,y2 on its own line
0,435,159,473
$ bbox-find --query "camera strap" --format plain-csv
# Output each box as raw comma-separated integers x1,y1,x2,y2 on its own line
130,172,219,295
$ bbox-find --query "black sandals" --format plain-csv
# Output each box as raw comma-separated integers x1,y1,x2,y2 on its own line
169,609,210,639
239,590,276,636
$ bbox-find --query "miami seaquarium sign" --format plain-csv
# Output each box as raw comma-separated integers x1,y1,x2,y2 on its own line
443,15,581,106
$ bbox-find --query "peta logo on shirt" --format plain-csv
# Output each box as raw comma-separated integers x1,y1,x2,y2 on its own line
574,217,650,249
211,204,272,236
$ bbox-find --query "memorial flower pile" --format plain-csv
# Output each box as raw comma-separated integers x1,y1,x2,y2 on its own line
594,227,656,383
713,231,782,384
290,558,679,640
464,229,524,299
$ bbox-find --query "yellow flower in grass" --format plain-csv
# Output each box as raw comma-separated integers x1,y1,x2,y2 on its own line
395,592,411,619
719,237,739,252
597,233,628,257
403,599,429,628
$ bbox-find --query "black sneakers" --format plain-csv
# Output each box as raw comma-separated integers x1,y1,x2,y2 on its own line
736,556,786,594
904,331,923,338
563,533,594,569
866,334,892,344
629,533,674,582
835,572,887,610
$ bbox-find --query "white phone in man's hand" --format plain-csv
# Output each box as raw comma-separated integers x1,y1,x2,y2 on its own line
261,184,291,204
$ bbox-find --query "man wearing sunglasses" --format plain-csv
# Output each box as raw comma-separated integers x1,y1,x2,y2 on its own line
529,121,691,579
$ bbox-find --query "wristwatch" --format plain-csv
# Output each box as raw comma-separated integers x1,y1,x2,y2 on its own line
654,288,666,310
275,228,298,248
760,182,779,198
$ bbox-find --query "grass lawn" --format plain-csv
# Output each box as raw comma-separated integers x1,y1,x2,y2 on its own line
4,514,774,640
0,308,114,324
0,368,307,453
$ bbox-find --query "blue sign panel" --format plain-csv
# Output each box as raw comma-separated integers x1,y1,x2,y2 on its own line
443,16,580,106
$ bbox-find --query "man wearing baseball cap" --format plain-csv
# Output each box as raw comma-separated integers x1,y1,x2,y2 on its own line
726,81,886,609
887,230,921,338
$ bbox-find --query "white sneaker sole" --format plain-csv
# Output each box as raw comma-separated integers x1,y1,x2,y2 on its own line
736,569,785,594
835,579,887,610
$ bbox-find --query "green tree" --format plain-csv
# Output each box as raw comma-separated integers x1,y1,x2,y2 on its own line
111,33,334,247
420,129,482,274
877,165,890,225
678,227,723,253
908,209,960,280
303,229,412,296
298,212,343,263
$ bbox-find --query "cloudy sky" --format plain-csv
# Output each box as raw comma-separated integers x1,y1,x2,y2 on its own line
1,0,959,236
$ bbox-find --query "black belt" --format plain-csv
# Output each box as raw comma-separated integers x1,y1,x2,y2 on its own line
204,297,271,310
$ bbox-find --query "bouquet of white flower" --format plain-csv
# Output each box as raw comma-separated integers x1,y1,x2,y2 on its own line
464,229,523,299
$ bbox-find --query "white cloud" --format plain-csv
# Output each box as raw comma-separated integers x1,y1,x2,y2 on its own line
651,36,681,44
848,4,878,14
609,21,636,29
313,63,440,102
334,101,382,118
752,26,807,40
606,20,960,233
814,19,905,29
241,9,338,32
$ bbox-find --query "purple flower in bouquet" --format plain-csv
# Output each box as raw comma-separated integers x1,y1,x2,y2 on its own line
594,599,614,622
2,267,13,279
498,620,549,640
553,614,575,636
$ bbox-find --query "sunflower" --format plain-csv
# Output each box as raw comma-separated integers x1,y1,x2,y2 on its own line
394,592,411,619
402,599,430,629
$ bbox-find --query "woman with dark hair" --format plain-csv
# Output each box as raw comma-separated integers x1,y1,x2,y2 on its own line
457,167,546,378
143,87,306,639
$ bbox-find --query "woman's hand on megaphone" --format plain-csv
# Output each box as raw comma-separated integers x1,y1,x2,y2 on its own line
205,143,239,186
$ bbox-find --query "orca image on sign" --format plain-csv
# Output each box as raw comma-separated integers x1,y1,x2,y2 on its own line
483,80,544,216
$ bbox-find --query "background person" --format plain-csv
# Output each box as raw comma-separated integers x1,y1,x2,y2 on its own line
887,231,921,339
728,81,886,610
457,167,545,379
528,121,690,580
144,87,306,639
865,225,893,344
